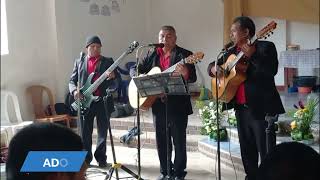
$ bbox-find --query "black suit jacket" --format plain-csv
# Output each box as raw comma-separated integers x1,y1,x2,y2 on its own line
207,41,285,119
130,45,197,115
69,55,118,97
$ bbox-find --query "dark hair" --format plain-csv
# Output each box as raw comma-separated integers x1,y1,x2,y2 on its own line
160,25,176,34
233,16,255,38
258,142,320,180
6,123,84,180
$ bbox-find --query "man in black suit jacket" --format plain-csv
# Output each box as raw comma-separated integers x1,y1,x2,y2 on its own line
69,35,118,167
208,17,285,180
130,26,197,180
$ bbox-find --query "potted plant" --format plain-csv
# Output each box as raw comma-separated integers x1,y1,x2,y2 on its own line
288,95,319,143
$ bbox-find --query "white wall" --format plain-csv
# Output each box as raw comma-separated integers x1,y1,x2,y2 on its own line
54,0,149,101
287,21,319,50
1,0,59,121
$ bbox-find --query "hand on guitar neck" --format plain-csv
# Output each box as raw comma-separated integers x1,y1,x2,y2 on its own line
73,91,84,100
240,40,256,59
210,41,256,77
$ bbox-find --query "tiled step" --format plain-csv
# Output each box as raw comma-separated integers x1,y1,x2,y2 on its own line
92,128,207,152
198,139,244,172
109,110,203,135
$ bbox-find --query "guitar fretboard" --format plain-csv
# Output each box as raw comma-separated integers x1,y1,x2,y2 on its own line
163,58,186,73
84,51,130,96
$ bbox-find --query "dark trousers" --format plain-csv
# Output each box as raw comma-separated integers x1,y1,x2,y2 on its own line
81,100,110,164
236,108,267,180
153,111,188,178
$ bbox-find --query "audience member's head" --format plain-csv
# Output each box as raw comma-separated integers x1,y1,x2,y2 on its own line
258,142,320,180
6,122,87,180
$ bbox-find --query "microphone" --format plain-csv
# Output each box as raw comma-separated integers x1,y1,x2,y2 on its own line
146,43,164,48
132,41,139,48
222,41,235,51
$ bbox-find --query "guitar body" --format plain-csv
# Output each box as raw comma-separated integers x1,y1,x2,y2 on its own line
71,73,100,112
128,67,162,110
211,54,247,103
128,52,204,110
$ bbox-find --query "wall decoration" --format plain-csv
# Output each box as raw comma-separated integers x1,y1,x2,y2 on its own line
111,0,120,13
89,2,99,15
83,0,124,16
101,5,111,16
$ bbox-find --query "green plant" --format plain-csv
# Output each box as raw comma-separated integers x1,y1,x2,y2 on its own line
198,101,236,140
288,95,319,141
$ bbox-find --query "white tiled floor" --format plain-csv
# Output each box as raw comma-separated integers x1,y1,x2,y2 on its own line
86,144,245,180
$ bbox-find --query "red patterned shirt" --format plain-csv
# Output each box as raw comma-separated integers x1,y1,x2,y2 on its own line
157,48,170,71
87,56,101,96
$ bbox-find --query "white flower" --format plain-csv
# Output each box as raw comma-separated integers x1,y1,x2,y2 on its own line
199,109,203,116
205,126,211,132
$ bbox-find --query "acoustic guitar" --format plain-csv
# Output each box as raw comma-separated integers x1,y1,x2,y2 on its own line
211,21,277,103
128,52,204,110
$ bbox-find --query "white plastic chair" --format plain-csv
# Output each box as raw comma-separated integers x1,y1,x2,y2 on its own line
1,90,33,141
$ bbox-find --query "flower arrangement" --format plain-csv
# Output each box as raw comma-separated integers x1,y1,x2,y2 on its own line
288,95,319,141
197,101,236,140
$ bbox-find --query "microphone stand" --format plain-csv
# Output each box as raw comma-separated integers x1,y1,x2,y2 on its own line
77,52,85,137
134,45,146,179
214,49,228,180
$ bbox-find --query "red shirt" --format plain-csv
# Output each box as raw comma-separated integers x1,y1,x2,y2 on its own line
87,56,101,96
157,48,170,71
235,46,246,104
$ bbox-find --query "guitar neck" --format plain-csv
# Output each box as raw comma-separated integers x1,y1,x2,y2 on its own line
163,58,186,73
86,51,129,94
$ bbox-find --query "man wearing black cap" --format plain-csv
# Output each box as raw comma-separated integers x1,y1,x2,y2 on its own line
69,35,118,167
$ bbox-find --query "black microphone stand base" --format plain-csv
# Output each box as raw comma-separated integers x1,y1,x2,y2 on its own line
103,95,143,180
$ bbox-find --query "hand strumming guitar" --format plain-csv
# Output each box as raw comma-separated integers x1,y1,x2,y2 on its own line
105,71,116,80
173,63,189,80
210,65,224,78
